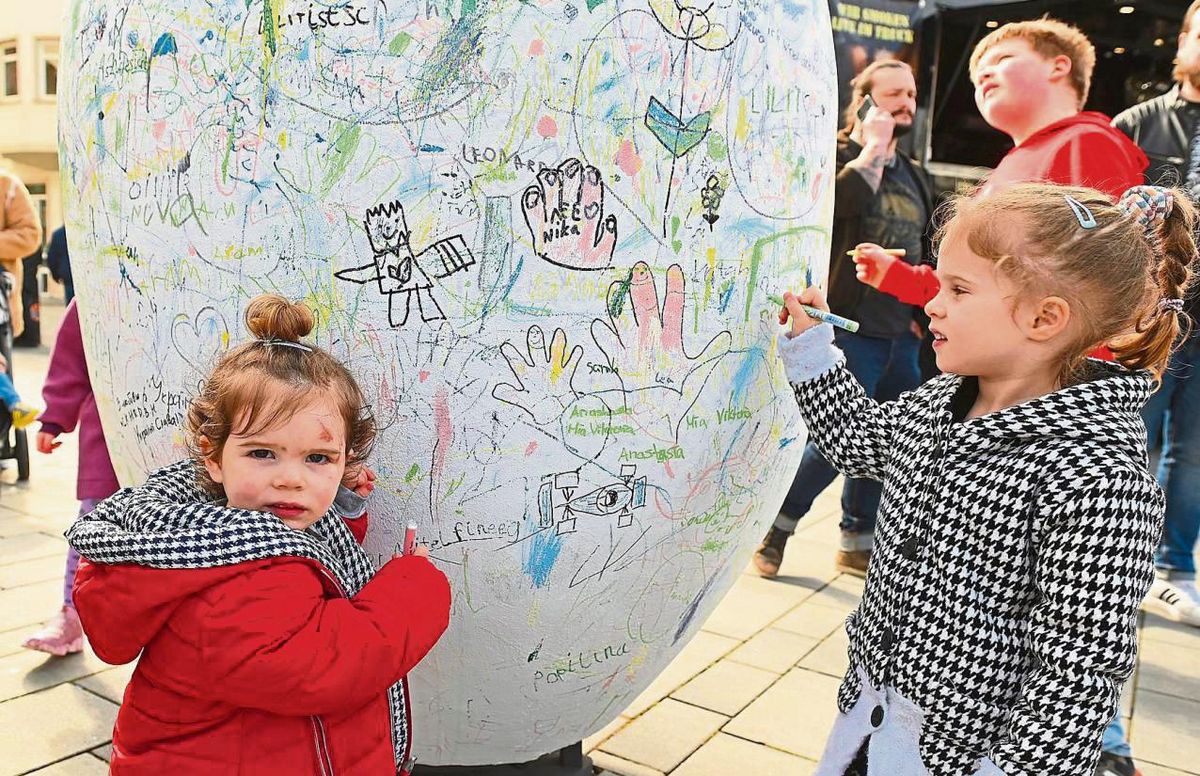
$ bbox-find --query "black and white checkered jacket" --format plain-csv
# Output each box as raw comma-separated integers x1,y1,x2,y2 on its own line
65,460,413,770
781,325,1163,776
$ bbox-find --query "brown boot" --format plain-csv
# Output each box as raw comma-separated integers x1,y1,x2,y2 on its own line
835,549,871,578
753,527,791,578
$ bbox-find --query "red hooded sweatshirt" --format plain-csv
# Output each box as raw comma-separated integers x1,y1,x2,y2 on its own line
68,461,450,775
876,112,1149,307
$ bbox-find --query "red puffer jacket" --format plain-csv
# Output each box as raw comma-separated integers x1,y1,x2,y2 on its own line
75,555,447,774
68,461,450,775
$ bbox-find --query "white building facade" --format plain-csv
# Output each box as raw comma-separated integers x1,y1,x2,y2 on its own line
0,0,64,241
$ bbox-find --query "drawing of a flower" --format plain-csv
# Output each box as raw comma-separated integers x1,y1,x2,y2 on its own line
647,0,734,51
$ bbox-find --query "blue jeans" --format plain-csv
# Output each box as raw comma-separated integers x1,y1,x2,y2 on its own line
1142,331,1200,576
775,330,921,536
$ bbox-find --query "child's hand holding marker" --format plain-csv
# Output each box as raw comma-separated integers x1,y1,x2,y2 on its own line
770,289,860,336
850,242,906,290
396,522,431,559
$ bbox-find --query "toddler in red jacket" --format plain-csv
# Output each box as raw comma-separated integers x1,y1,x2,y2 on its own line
66,293,451,775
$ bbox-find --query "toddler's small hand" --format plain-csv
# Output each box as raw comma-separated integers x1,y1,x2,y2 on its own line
36,432,61,454
350,465,376,498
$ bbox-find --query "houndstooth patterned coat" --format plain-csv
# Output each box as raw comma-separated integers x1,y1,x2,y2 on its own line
780,325,1163,776
66,460,415,770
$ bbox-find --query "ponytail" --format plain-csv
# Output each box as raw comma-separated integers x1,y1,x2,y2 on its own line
1109,195,1197,381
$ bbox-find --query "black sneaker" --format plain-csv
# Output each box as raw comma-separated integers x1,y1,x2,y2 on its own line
753,526,791,578
1095,752,1142,776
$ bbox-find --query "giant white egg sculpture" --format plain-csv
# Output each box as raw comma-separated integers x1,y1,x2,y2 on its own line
60,0,836,764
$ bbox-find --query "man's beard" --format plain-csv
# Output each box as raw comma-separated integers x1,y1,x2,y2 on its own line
892,116,914,138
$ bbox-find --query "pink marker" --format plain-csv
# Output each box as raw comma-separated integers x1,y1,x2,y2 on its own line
402,523,417,556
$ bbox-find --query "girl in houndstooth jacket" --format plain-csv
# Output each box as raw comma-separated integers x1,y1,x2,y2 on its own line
777,184,1196,776
66,294,450,775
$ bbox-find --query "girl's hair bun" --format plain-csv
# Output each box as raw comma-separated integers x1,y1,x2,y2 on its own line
244,294,315,342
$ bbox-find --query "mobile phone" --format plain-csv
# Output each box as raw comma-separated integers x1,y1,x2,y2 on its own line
856,94,877,123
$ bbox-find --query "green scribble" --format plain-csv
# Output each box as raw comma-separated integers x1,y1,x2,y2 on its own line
586,0,608,10
461,0,477,14
261,0,278,56
221,124,235,182
415,14,486,107
505,300,554,316
743,226,828,322
404,463,421,483
608,268,635,319
671,215,682,254
445,473,466,498
701,538,727,553
388,32,413,55
320,123,362,194
706,131,728,162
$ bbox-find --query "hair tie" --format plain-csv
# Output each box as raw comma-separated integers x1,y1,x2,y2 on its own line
1159,298,1185,313
260,337,312,352
1118,186,1175,233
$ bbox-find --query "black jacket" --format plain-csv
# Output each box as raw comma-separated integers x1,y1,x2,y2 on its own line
1113,88,1200,320
1113,86,1189,188
827,132,935,323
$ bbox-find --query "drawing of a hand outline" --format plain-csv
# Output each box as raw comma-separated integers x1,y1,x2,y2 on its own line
590,262,731,441
492,325,584,427
522,158,618,271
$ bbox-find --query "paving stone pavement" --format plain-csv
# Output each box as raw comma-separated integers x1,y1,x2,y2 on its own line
1,303,1197,775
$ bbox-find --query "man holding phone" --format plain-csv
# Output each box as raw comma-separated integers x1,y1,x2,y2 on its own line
754,59,933,579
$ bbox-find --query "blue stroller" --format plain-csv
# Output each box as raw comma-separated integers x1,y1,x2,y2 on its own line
0,271,30,481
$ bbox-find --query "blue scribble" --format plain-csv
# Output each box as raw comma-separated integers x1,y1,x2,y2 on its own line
779,436,797,449
151,32,178,59
419,144,446,153
674,565,721,643
523,530,562,588
729,347,764,407
594,72,622,94
717,283,735,313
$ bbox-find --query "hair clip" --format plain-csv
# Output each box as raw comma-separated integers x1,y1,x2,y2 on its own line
1159,298,1185,313
260,338,313,352
1064,196,1097,229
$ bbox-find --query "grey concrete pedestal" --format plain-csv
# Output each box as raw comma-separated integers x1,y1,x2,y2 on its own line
412,743,593,776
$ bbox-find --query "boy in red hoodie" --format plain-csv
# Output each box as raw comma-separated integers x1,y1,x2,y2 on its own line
857,18,1148,304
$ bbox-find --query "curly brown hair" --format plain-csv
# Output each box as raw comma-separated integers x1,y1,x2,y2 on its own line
185,294,376,494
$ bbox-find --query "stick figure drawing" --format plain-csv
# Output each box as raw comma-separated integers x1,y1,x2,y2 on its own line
335,200,476,328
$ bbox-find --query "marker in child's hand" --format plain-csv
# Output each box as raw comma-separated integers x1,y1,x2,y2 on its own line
768,293,861,334
845,248,907,258
403,523,418,556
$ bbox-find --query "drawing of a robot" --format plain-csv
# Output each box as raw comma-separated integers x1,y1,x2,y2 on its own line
335,200,475,328
537,465,647,535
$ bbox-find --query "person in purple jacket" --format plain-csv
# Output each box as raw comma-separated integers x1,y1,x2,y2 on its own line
22,300,119,655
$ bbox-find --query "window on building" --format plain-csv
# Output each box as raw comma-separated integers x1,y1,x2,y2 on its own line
2,40,17,98
36,39,57,98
